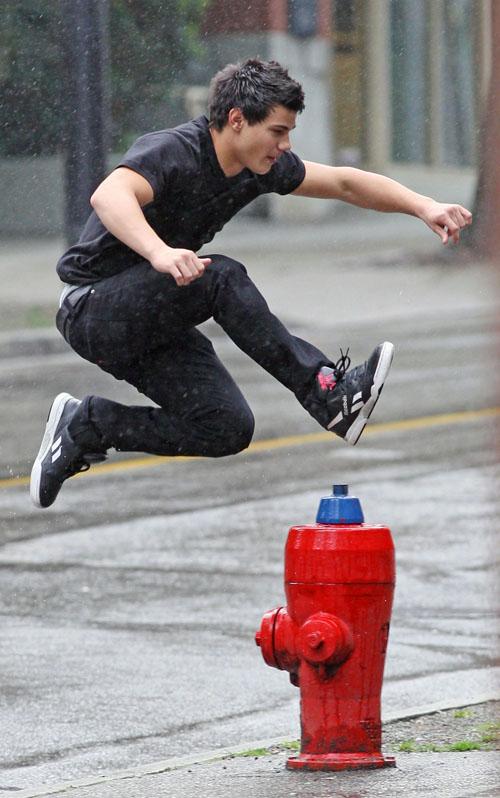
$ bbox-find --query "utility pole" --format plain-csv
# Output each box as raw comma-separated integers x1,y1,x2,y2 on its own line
61,0,110,245
470,3,500,262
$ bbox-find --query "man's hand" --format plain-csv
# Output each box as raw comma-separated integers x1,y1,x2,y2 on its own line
417,200,472,245
149,246,212,286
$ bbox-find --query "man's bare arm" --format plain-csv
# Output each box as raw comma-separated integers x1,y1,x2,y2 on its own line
293,161,472,244
90,167,210,286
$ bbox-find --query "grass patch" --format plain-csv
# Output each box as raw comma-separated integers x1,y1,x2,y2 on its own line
233,747,273,758
453,709,473,719
397,732,497,753
24,305,54,328
280,740,300,752
230,740,300,759
446,741,482,752
477,721,500,744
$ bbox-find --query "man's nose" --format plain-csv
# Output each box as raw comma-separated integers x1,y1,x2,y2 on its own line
279,136,291,152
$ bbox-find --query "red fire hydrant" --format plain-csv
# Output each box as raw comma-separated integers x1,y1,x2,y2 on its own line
255,484,396,771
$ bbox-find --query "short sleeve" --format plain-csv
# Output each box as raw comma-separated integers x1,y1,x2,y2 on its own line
263,150,306,195
116,131,186,200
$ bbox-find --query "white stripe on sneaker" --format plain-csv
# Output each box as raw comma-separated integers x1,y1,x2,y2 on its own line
52,447,62,463
327,411,343,430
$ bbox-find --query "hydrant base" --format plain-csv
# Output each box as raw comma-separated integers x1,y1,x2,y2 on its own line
286,752,396,772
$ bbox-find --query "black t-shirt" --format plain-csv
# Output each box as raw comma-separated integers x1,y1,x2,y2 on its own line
57,116,306,284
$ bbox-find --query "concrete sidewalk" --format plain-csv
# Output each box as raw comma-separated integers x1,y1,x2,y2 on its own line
11,736,499,798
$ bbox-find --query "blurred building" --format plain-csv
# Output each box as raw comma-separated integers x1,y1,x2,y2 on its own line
0,0,494,234
201,0,492,217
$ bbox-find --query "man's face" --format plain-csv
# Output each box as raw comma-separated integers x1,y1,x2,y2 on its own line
232,105,297,174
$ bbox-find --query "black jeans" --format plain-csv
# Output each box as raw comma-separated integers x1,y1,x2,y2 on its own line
58,255,332,457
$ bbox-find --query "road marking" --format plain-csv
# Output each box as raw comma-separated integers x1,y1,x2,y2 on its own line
1,406,498,491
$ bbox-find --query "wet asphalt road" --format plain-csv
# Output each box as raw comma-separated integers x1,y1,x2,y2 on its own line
0,307,498,790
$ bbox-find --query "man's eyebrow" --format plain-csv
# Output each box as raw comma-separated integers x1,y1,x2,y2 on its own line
270,124,296,131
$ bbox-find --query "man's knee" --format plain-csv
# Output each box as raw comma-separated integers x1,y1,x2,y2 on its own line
210,406,255,457
207,255,248,281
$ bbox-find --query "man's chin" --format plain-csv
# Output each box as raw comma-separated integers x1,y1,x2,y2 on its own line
253,161,274,175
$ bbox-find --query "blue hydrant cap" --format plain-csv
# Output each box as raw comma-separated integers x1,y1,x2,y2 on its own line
316,484,364,525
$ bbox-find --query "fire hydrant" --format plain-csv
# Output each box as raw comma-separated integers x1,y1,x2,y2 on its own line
255,484,396,771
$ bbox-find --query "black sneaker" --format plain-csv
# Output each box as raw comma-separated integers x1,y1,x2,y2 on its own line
30,393,107,508
317,342,394,445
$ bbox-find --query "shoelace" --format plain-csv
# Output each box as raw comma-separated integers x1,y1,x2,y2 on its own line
332,348,351,381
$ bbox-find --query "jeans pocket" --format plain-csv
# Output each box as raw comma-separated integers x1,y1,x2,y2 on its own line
83,317,137,368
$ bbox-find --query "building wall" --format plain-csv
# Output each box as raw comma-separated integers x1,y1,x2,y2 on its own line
0,0,492,235
358,0,491,173
202,0,335,220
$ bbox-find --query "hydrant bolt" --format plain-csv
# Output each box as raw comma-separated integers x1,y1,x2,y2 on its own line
306,632,323,649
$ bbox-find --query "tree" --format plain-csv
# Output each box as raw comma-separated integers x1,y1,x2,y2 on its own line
467,4,500,262
0,0,208,157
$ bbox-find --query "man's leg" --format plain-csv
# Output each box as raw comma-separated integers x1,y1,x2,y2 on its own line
31,328,254,507
70,329,255,458
78,255,392,445
31,255,393,506
177,256,393,439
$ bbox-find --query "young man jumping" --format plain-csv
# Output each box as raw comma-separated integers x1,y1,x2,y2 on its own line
30,58,472,508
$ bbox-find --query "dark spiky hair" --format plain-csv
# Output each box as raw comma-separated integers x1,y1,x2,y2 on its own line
208,58,305,130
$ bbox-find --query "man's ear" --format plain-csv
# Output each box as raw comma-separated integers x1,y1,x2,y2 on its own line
227,107,244,132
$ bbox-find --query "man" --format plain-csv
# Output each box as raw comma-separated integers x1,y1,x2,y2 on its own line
30,58,472,508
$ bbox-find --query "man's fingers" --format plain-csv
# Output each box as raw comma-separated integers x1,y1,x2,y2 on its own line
430,222,449,244
446,220,460,244
424,202,472,245
459,205,473,224
170,264,186,286
174,254,208,285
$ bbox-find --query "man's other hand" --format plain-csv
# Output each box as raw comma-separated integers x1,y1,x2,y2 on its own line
419,200,472,245
150,247,212,286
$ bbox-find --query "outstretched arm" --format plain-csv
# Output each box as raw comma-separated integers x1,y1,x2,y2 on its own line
293,161,472,244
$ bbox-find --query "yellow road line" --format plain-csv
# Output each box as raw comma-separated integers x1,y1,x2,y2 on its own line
1,407,498,491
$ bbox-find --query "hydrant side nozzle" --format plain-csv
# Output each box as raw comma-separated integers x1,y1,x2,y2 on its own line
256,607,299,674
255,607,281,668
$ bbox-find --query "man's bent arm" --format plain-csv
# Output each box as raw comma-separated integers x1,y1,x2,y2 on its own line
293,161,472,244
90,167,210,285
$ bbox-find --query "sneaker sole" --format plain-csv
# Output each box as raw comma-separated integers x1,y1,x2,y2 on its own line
344,341,394,446
30,392,75,508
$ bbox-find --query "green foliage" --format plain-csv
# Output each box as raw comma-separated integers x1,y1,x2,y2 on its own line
0,0,208,156
110,0,208,149
0,2,66,156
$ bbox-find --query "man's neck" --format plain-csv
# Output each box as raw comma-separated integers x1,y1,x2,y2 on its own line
209,127,244,177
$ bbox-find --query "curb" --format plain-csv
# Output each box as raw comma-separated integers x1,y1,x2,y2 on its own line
10,693,499,798
0,328,68,360
0,322,229,362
